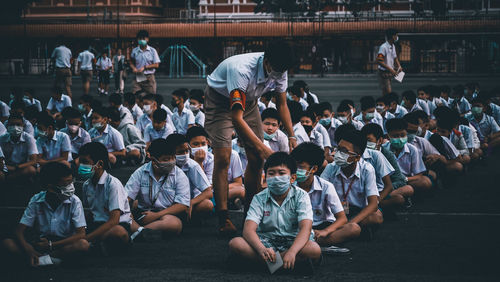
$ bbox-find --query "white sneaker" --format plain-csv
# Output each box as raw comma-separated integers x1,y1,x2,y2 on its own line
50,256,63,265
320,245,351,255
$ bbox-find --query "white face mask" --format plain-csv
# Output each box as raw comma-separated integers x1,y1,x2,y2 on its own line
68,124,79,134
334,151,354,168
189,105,200,112
143,104,153,115
376,105,385,113
338,116,349,124
175,153,189,167
191,145,208,157
366,141,378,150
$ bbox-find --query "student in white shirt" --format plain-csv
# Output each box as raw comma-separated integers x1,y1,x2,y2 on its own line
467,97,500,150
60,107,91,162
130,30,161,94
376,28,402,95
108,108,146,165
416,88,431,116
51,42,73,98
36,113,72,167
77,47,95,95
109,94,135,127
288,85,309,111
46,86,72,123
386,92,408,119
136,94,157,134
188,89,205,127
125,139,190,236
289,101,310,145
171,89,195,135
375,96,395,133
261,108,289,153
78,142,132,250
186,127,214,182
402,90,422,113
123,92,143,123
96,51,113,95
5,101,35,136
0,100,10,123
336,100,364,130
259,91,277,110
88,107,126,165
317,102,342,147
2,162,88,266
293,80,319,105
78,94,94,131
355,96,384,129
300,109,324,149
23,88,42,112
144,109,175,149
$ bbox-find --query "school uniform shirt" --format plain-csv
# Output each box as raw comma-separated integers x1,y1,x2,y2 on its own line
0,122,5,136
320,159,379,209
467,113,500,140
410,136,440,158
88,124,125,153
489,103,500,125
450,130,469,155
77,50,95,71
377,41,397,71
118,105,135,127
383,142,426,177
308,175,344,227
143,123,174,143
3,118,35,137
246,184,314,240
362,148,395,192
232,139,248,172
82,109,93,131
201,151,214,184
47,94,72,113
116,121,146,151
36,131,72,161
265,129,289,153
96,56,112,71
409,103,423,113
299,98,309,111
20,191,86,238
179,158,212,199
380,146,407,188
456,97,471,115
125,162,191,210
309,127,324,149
380,110,395,134
0,132,38,165
207,52,288,101
136,113,152,134
391,104,408,119
60,126,91,154
314,123,331,149
417,98,430,116
258,101,266,114
305,92,319,104
423,130,433,140
131,104,144,122
293,123,310,145
441,136,461,160
468,124,481,149
51,45,72,68
0,101,10,118
193,110,205,127
228,150,244,182
326,117,344,147
354,111,384,129
25,98,43,112
172,107,195,135
130,45,161,75
82,171,132,224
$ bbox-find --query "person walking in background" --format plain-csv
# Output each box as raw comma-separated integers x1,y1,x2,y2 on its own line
96,50,113,96
377,29,402,96
77,45,95,95
51,37,73,98
130,30,160,94
113,48,126,94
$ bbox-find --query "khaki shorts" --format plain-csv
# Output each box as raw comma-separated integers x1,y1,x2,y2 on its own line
55,67,72,87
204,86,264,148
132,74,156,94
378,69,392,94
80,70,93,83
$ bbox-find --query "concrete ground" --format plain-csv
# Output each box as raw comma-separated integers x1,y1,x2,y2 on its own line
0,75,499,281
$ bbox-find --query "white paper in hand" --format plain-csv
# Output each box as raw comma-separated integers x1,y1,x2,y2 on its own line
394,71,405,83
265,251,283,274
38,255,53,266
136,72,147,83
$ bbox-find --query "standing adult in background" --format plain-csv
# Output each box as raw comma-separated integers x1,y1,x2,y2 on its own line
96,50,113,96
130,30,161,94
376,28,402,96
51,37,73,97
205,40,297,235
77,45,95,95
113,48,126,94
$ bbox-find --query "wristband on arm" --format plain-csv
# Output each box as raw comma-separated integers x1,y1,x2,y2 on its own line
229,89,246,111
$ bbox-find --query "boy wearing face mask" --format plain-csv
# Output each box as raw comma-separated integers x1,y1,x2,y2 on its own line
375,96,395,134
289,101,310,145
187,126,214,181
144,109,175,149
171,89,195,135
136,94,157,134
78,142,132,251
189,89,206,127
125,139,190,238
336,101,363,130
78,94,94,130
384,119,433,192
320,129,382,238
167,134,213,220
361,124,414,209
124,92,143,123
109,94,135,127
60,107,91,161
1,162,88,266
108,108,145,165
288,85,309,111
229,152,321,272
401,90,422,113
434,112,470,167
385,92,408,119
130,30,160,94
291,143,356,254
262,108,289,153
0,113,38,182
377,28,402,96
5,101,35,136
317,102,343,147
466,97,500,150
300,109,324,149
36,113,72,166
46,86,72,122
88,106,126,165
354,96,384,129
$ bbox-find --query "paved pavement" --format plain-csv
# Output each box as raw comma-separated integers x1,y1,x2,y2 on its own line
0,75,499,281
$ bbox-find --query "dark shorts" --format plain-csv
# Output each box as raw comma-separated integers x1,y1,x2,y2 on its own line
313,221,333,230
81,70,93,83
99,70,110,85
87,221,131,235
55,67,72,87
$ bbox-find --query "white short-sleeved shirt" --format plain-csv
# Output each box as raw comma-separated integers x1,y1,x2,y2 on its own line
0,122,5,136
207,52,288,102
0,132,38,165
410,136,440,158
417,98,430,116
489,103,500,125
130,45,161,75
88,124,125,153
118,105,135,127
246,185,313,240
320,159,379,209
130,104,143,122
314,123,331,149
354,111,384,129
51,45,72,68
450,130,469,155
228,150,244,182
194,110,205,127
232,139,248,172
179,158,212,199
77,50,95,71
20,192,86,238
47,94,72,112
441,136,460,160
362,149,395,192
307,176,344,227
82,171,132,224
96,56,112,71
309,127,324,149
125,163,191,210
0,101,10,118
326,117,344,147
377,41,397,71
409,103,423,113
143,123,174,143
36,131,72,161
4,118,35,137
264,129,289,153
468,113,500,139
172,107,195,135
293,123,310,145
136,113,152,134
60,127,91,154
201,151,214,184
383,142,426,177
25,98,43,112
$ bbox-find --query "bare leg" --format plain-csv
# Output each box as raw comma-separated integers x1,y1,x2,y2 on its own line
243,147,264,212
316,222,361,246
408,175,433,192
228,237,261,261
144,214,182,235
228,183,245,201
192,199,214,218
213,148,231,214
50,239,89,258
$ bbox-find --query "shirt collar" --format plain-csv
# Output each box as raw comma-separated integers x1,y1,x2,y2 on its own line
86,109,93,118
265,183,296,206
335,162,361,179
97,171,109,185
362,149,372,159
311,176,323,192
256,54,266,84
102,124,109,134
36,191,72,204
138,45,152,52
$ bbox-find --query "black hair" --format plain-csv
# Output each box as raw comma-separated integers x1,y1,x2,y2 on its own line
37,112,55,128
189,89,204,104
471,97,486,106
8,112,24,122
25,106,40,120
385,28,398,39
52,86,64,96
154,94,164,105
340,129,367,155
440,85,451,94
452,85,465,97
10,100,26,111
143,93,156,102
307,103,322,118
361,123,384,140
288,85,302,98
337,100,351,113
124,92,136,105
263,151,297,174
172,88,189,101
261,108,280,123
293,80,315,105
165,133,188,149
109,93,122,106
376,96,386,105
264,39,295,73
290,142,324,168
148,138,176,158
79,142,111,170
92,106,109,119
136,29,149,39
386,118,408,133
360,96,376,111
108,107,121,122
318,102,333,113
433,105,453,120
300,108,316,122
24,88,35,96
62,107,81,120
186,126,208,142
385,92,400,104
402,90,417,104
152,109,167,122
261,91,276,101
413,110,429,122
436,114,455,131
334,123,356,144
287,100,303,124
80,94,93,104
402,112,420,126
40,162,72,187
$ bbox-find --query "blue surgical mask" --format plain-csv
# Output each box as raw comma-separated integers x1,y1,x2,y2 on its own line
334,151,353,168
471,106,483,116
267,175,291,196
319,118,331,127
390,136,408,150
365,112,375,120
263,132,276,141
7,125,23,138
337,116,349,124
78,164,93,179
138,39,147,47
296,168,311,183
407,133,417,143
78,104,85,113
